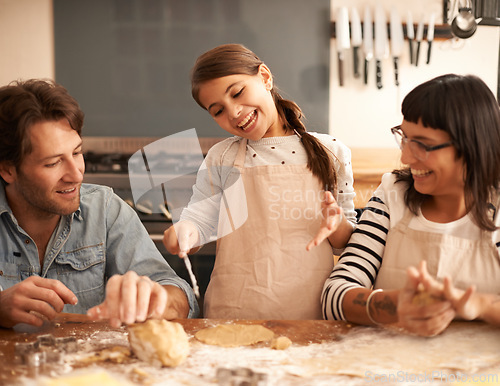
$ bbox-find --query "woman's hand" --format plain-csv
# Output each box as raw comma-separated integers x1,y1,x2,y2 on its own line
441,277,479,320
163,220,200,258
418,264,480,321
306,191,344,251
396,262,455,337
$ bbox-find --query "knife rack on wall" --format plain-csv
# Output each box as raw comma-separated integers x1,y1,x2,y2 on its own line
330,23,454,41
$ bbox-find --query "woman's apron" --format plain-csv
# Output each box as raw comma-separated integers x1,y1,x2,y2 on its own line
375,209,500,293
204,138,335,319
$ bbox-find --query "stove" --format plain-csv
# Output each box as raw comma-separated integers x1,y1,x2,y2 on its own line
83,150,170,235
82,136,222,236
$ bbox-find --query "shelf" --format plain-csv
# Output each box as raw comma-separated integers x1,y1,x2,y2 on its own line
330,22,454,41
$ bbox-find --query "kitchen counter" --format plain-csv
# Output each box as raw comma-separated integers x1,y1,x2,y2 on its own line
351,147,401,208
1,314,499,385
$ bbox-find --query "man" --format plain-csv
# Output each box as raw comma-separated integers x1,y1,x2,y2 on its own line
0,79,198,328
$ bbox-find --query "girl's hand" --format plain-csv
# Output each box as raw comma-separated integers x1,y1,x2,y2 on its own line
306,191,343,251
163,220,200,258
396,262,455,337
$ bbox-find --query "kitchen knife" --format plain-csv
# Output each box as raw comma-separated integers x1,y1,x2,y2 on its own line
374,4,388,90
350,7,362,78
362,5,373,85
415,17,424,66
406,11,415,65
389,7,404,86
335,7,350,86
426,13,435,64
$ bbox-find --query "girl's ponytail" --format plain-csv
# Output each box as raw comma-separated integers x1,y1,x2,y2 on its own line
273,90,337,194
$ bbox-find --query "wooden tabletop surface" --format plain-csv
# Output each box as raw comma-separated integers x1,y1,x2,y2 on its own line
0,314,353,385
1,314,499,386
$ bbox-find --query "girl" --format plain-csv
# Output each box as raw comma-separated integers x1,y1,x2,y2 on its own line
164,44,356,319
322,74,500,336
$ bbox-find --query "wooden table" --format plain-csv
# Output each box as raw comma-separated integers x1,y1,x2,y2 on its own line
1,314,499,385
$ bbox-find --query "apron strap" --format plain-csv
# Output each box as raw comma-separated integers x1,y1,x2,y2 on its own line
397,208,414,230
233,138,248,168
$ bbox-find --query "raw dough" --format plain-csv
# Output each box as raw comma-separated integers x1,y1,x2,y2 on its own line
412,291,442,306
128,319,190,367
271,336,292,350
43,370,132,386
195,324,274,347
81,346,131,364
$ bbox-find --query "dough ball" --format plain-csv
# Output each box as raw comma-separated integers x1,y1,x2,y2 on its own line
411,291,442,306
195,324,274,347
43,370,132,386
128,319,190,367
271,336,292,350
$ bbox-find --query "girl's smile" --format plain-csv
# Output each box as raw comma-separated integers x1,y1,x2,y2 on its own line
237,110,258,131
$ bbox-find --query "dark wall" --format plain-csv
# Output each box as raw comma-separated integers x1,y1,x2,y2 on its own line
54,0,330,138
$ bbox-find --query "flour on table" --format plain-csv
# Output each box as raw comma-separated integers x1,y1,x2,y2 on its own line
289,322,500,379
23,321,500,386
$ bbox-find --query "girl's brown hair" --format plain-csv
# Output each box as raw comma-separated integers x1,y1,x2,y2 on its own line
394,74,500,231
191,43,337,193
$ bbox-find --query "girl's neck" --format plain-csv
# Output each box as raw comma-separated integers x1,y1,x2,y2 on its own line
262,116,288,138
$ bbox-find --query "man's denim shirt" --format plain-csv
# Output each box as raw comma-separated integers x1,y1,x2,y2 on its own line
0,183,199,318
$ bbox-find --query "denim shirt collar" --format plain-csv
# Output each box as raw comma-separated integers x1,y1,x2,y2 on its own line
0,181,83,224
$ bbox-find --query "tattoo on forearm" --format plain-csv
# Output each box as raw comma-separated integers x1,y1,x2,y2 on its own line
373,295,397,317
353,293,366,307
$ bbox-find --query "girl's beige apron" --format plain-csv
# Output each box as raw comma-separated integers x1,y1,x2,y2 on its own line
204,138,335,319
375,209,500,293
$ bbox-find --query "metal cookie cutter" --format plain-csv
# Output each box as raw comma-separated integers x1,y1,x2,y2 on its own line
216,367,268,386
15,334,77,367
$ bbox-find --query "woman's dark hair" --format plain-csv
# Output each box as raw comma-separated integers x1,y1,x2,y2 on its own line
191,43,337,193
0,79,84,170
394,74,500,231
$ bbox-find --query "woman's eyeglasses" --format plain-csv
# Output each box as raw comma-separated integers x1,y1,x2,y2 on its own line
391,126,453,161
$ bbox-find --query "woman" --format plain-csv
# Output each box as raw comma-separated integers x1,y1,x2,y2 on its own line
322,74,500,336
163,44,356,319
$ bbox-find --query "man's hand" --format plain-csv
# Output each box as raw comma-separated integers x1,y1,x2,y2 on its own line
87,271,188,328
0,276,78,328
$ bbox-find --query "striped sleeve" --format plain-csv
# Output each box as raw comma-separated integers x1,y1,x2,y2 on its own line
321,195,391,320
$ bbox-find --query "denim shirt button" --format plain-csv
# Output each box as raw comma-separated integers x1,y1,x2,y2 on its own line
25,239,30,244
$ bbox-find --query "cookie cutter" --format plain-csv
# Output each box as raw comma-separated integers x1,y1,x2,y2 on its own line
15,334,77,367
216,367,267,386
